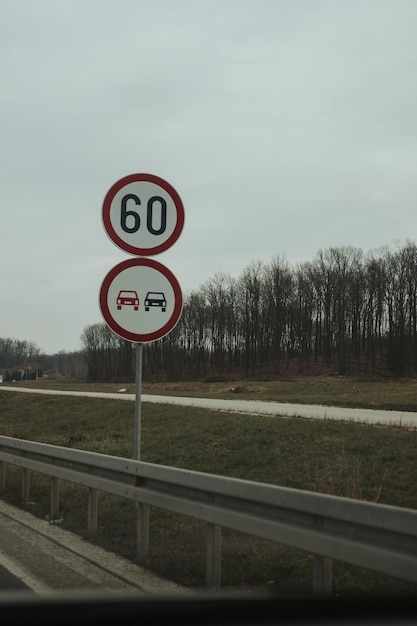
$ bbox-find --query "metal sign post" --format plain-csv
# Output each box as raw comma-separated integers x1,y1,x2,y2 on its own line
134,343,143,461
100,173,184,556
99,257,183,462
134,342,149,555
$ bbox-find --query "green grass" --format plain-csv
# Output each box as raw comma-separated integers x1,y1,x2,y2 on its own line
1,384,417,597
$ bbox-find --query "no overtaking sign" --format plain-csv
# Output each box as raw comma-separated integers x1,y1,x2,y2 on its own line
99,257,183,343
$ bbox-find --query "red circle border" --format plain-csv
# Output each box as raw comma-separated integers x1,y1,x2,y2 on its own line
102,173,185,256
99,258,183,343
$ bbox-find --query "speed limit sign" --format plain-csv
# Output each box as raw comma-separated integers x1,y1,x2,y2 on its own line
102,173,185,256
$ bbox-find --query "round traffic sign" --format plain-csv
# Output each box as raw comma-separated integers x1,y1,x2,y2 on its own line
102,173,185,256
99,258,183,343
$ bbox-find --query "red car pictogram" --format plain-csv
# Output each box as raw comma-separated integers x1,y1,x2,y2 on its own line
117,290,139,310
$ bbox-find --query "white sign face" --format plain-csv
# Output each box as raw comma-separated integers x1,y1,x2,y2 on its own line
99,258,183,343
102,173,185,256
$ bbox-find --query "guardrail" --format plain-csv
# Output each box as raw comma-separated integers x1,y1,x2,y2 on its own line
1,434,417,596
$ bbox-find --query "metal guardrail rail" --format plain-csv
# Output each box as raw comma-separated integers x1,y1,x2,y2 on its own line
1,434,417,596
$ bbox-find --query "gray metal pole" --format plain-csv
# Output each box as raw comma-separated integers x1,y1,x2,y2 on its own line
134,342,143,460
134,342,150,555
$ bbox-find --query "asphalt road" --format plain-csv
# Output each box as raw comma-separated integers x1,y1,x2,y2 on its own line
1,386,417,428
0,501,187,596
0,563,30,592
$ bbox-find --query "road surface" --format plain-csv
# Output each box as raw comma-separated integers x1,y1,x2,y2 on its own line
0,562,30,592
0,500,187,595
2,386,417,428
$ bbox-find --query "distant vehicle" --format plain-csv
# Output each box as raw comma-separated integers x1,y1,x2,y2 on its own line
116,290,139,310
144,291,167,312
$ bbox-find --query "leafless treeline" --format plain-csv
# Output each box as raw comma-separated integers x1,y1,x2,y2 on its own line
0,338,41,369
0,338,86,381
80,242,417,382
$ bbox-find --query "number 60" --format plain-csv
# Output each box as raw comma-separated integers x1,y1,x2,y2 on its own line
120,193,167,235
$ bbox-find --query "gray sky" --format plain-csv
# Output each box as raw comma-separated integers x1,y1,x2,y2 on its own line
1,0,417,354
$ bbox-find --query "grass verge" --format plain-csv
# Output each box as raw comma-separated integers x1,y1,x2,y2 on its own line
1,387,417,597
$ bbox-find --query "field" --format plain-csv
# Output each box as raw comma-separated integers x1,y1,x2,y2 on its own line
1,376,417,597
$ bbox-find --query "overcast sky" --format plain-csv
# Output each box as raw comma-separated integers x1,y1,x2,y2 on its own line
1,0,417,355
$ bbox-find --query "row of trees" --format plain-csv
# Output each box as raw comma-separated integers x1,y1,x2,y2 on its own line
0,338,41,369
3,242,417,382
0,353,87,380
0,339,86,381
79,241,417,382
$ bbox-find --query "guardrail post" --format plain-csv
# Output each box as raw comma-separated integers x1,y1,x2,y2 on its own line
137,502,150,556
22,468,30,503
313,555,333,597
50,477,60,520
206,523,222,588
88,488,98,533
0,461,6,493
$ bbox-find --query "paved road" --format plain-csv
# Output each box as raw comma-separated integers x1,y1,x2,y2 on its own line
0,563,30,592
2,386,417,428
0,500,187,596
